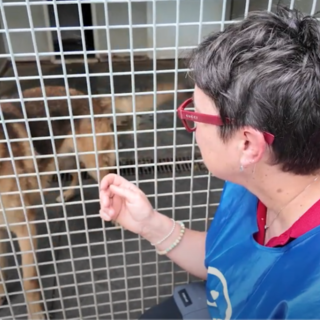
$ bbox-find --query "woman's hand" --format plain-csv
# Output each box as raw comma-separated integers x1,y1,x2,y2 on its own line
99,174,207,280
99,173,155,235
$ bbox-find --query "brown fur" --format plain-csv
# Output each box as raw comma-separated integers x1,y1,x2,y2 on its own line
3,82,189,202
0,110,47,319
0,82,190,318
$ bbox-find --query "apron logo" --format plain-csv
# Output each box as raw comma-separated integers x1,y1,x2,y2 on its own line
207,266,232,320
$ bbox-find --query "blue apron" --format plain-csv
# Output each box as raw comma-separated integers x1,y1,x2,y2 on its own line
205,181,320,320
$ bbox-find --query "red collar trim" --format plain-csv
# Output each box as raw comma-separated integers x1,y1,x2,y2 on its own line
255,199,320,247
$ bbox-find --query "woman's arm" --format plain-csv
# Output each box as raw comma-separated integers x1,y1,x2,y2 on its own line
141,210,207,280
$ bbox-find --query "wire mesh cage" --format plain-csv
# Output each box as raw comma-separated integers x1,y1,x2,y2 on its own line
0,0,319,319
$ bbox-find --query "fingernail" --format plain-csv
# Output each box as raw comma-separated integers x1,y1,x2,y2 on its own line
99,211,111,221
99,209,107,217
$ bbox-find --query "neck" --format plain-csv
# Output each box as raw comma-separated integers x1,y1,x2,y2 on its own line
241,165,320,230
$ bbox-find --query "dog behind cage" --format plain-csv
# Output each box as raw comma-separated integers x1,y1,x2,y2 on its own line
0,107,47,319
0,81,190,319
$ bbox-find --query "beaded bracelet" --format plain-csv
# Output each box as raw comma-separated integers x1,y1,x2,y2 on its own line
156,221,185,255
151,218,176,246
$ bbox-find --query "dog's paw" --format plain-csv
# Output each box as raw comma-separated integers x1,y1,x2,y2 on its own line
29,305,46,320
55,195,63,203
56,189,76,203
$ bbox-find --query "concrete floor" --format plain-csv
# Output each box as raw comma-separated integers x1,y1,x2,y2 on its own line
0,60,224,319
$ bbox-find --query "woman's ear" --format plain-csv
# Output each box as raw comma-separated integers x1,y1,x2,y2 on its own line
238,127,267,169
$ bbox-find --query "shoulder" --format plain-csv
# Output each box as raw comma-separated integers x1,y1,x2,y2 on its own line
216,180,257,217
206,181,258,238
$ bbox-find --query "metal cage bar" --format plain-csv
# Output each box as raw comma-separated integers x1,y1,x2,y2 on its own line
0,0,317,318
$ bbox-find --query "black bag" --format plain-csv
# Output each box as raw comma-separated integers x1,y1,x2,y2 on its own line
173,281,211,319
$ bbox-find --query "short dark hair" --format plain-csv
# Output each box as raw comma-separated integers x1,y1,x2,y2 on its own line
188,6,320,175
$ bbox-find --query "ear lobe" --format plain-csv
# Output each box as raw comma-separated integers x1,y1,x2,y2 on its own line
239,128,266,168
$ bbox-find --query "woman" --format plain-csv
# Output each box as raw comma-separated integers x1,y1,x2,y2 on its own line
99,6,320,320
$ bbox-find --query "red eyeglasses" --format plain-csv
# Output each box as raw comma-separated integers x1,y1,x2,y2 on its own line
177,97,275,145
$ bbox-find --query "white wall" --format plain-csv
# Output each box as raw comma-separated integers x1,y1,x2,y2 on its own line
1,0,51,61
4,0,319,62
93,0,231,60
231,0,320,19
0,22,7,74
146,0,231,59
0,0,231,61
92,2,148,59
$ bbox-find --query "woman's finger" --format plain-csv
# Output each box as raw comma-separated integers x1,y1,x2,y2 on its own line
100,173,129,191
109,184,137,202
99,209,113,221
100,189,111,209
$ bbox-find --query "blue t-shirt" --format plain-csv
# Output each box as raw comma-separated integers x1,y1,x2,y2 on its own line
205,181,320,320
